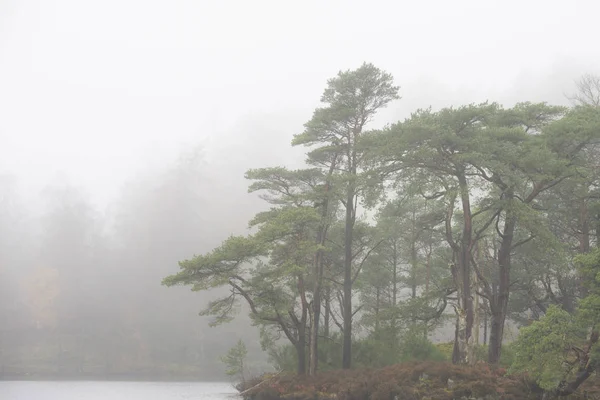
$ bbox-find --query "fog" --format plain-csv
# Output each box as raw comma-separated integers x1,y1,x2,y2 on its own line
0,0,599,379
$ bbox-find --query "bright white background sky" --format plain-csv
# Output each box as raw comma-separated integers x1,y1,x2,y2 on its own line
1,0,599,208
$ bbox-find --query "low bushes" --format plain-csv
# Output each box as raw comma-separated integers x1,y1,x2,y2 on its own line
238,362,597,400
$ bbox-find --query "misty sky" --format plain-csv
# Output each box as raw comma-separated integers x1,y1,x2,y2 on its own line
1,0,599,209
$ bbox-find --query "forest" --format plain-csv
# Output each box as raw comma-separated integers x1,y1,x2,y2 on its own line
0,149,271,380
164,64,600,397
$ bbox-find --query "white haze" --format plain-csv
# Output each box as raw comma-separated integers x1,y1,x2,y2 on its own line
1,0,599,209
0,0,599,374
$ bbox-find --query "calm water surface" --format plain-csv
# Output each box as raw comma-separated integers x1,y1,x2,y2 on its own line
0,381,238,400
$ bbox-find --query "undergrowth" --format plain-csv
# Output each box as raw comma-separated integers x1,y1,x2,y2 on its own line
238,362,600,400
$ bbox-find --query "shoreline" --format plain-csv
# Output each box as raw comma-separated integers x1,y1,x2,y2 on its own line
0,376,230,383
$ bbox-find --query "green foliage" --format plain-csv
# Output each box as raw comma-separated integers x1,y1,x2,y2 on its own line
576,248,600,345
221,339,249,382
266,344,298,373
351,330,446,368
435,342,506,365
352,336,400,368
292,62,400,152
398,330,446,362
498,342,515,368
435,342,454,361
510,305,585,390
163,66,600,381
509,248,600,393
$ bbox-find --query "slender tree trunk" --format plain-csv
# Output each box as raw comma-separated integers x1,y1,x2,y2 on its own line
453,174,474,364
578,199,591,299
410,211,418,301
425,243,431,295
309,241,324,375
324,286,330,338
309,304,319,375
474,287,480,347
309,159,336,375
306,317,312,374
297,274,309,375
596,213,600,248
488,210,515,364
342,180,354,369
240,356,246,386
473,244,482,349
424,246,432,340
580,198,590,253
391,241,398,338
410,240,418,327
410,241,417,300
341,143,358,369
483,312,488,346
0,328,4,378
375,287,381,333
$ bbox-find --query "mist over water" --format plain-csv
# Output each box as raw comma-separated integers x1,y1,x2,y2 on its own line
1,0,600,397
0,381,238,400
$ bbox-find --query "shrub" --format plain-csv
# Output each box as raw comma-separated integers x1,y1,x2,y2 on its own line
399,332,446,362
239,361,549,400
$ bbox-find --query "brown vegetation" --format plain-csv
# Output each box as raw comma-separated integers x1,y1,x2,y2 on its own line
238,362,600,400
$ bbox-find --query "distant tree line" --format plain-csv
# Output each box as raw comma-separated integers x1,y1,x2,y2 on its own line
0,150,267,379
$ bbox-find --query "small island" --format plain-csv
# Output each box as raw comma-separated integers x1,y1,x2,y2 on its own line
165,66,600,400
235,361,600,400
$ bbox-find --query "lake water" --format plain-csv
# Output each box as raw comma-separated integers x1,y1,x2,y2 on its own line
0,381,239,400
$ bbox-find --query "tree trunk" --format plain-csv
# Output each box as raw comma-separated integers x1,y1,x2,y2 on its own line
306,317,312,374
410,240,418,327
451,313,460,364
342,174,355,369
309,299,320,375
488,210,515,364
309,241,324,375
410,241,417,300
596,212,600,248
551,330,599,397
391,241,398,338
324,286,330,338
488,307,506,364
375,287,380,333
577,199,591,299
297,274,309,375
342,195,354,368
473,288,480,347
240,356,246,386
473,244,481,349
483,312,488,345
309,158,336,375
453,174,474,364
579,198,590,253
296,330,306,375
425,243,431,295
